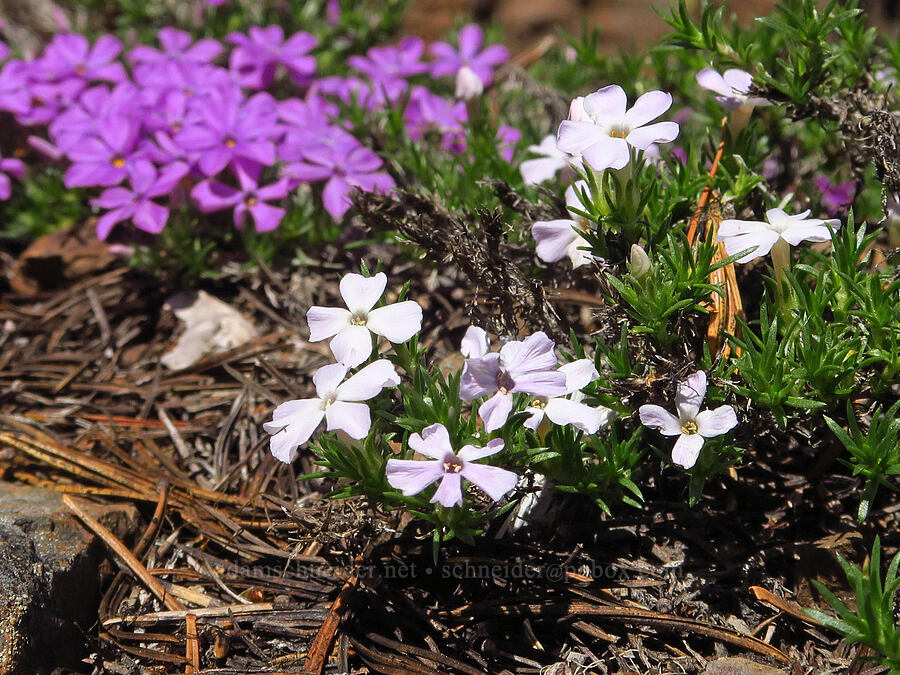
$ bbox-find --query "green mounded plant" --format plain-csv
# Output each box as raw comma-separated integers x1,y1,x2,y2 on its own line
824,401,900,522
804,536,900,671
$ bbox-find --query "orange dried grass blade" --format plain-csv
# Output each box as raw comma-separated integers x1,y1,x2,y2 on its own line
686,116,743,357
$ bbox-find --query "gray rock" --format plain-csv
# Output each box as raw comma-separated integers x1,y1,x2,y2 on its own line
0,483,137,675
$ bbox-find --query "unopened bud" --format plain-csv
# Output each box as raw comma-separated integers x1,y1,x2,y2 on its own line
629,244,651,279
455,65,484,101
567,96,587,122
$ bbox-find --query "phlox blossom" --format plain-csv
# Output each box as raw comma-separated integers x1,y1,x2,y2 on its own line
639,371,737,469
557,85,679,171
524,359,615,434
307,273,423,368
531,181,597,269
386,423,517,508
265,360,400,463
715,208,841,264
460,328,567,432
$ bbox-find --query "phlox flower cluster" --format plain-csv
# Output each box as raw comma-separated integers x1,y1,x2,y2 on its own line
0,20,513,234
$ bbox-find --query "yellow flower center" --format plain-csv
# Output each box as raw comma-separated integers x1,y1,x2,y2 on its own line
225,138,237,148
681,421,698,435
351,316,367,326
530,399,547,409
111,156,125,168
608,126,629,139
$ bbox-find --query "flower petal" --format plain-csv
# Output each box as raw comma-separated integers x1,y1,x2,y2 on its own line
339,272,386,314
582,84,627,123
409,422,454,459
624,90,672,128
511,370,568,396
720,228,780,263
625,121,680,149
559,359,599,393
556,120,605,155
479,390,513,432
779,222,839,246
336,359,399,401
638,404,681,436
581,135,630,171
532,219,579,263
544,398,613,433
676,371,707,420
696,405,738,438
264,398,324,462
329,325,373,368
696,68,732,97
461,325,489,358
307,306,352,342
432,472,463,507
365,301,423,343
499,331,558,375
671,433,705,469
460,353,500,399
457,438,504,461
386,458,444,495
312,362,348,399
325,400,371,438
460,463,518,502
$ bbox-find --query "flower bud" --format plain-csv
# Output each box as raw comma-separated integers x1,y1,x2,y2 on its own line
455,65,484,101
629,244,651,279
567,96,587,122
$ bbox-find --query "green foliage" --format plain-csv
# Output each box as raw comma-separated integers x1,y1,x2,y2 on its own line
804,537,900,670
825,401,900,521
1,168,89,240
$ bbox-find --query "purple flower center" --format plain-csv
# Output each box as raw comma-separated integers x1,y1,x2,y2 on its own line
497,371,515,394
442,454,463,473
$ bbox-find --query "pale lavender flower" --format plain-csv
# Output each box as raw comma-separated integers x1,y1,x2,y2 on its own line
639,371,737,469
520,134,573,185
460,330,567,432
696,68,770,112
715,208,841,264
386,423,517,508
0,151,25,200
531,181,596,269
191,162,292,232
557,85,679,171
524,359,615,434
264,360,400,463
92,160,188,239
429,24,509,96
307,272,423,368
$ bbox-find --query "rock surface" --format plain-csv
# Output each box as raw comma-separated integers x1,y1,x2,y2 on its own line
0,483,137,675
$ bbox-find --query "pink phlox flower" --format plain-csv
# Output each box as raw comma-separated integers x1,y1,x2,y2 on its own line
0,150,25,200
531,181,598,269
403,86,467,152
190,160,292,232
347,37,429,102
557,85,679,171
524,359,615,434
715,207,841,264
36,33,127,85
496,125,521,162
128,27,222,66
264,360,400,463
92,159,188,239
815,176,855,217
0,60,32,116
227,26,317,89
385,422,517,508
429,24,509,94
639,371,738,469
460,329,568,432
307,272,423,368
